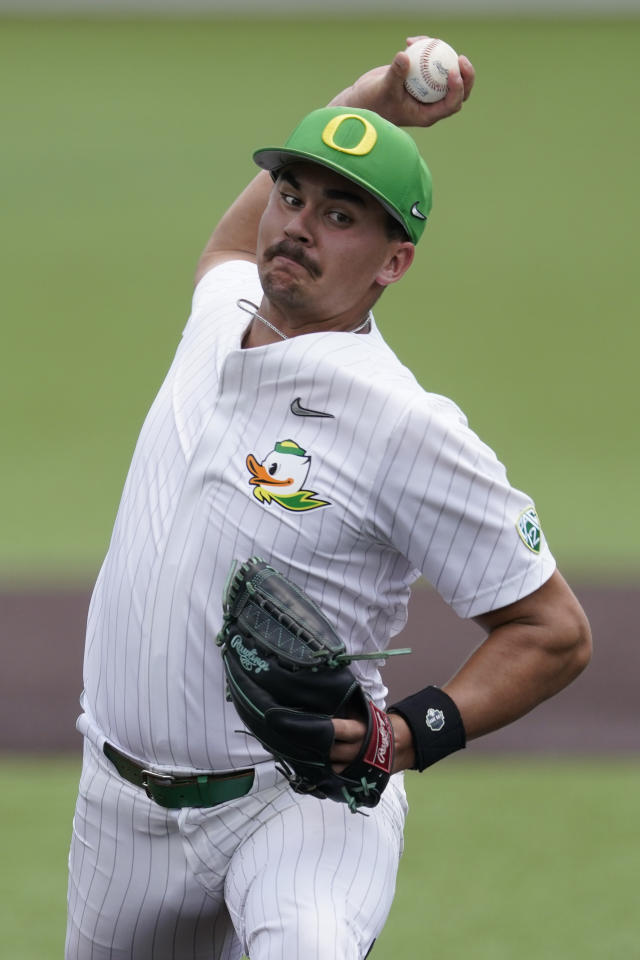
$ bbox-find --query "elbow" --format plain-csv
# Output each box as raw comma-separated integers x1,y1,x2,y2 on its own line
569,612,592,680
552,602,593,686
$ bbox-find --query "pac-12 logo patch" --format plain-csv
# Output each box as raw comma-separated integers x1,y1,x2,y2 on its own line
246,439,330,512
517,506,542,554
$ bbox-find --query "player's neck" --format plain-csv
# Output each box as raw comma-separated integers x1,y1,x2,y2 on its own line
239,299,372,348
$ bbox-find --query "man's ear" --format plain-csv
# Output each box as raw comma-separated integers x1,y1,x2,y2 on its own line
375,242,415,287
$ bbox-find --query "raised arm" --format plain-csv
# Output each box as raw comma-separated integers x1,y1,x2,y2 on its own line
194,38,475,284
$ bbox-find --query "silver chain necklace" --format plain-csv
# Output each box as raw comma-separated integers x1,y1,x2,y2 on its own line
237,299,371,341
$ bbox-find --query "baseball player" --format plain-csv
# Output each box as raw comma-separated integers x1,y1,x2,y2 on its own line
66,39,591,960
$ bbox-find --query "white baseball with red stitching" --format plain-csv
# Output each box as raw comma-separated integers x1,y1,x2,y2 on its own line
404,37,460,104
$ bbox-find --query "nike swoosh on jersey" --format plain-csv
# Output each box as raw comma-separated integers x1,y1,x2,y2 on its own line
411,202,427,221
290,397,335,419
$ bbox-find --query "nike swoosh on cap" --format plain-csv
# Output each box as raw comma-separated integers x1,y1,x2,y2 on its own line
290,397,335,419
411,202,427,221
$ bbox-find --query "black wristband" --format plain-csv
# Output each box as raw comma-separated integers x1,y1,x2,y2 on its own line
388,686,466,772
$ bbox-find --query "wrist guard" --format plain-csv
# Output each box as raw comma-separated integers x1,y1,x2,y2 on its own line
388,685,466,772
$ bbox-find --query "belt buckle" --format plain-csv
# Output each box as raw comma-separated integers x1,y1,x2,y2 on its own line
141,768,176,802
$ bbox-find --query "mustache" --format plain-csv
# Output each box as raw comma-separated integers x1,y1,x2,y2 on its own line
265,240,321,279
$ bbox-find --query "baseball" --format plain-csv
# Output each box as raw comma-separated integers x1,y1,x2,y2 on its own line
404,37,460,104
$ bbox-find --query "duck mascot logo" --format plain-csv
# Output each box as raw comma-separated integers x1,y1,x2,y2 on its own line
246,439,330,512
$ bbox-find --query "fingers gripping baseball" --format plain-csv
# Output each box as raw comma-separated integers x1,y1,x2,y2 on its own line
330,36,475,129
405,36,476,102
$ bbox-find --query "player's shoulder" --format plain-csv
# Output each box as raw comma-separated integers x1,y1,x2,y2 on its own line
192,258,260,310
409,388,469,427
342,330,469,424
185,259,261,339
299,329,470,441
194,249,257,288
310,319,417,386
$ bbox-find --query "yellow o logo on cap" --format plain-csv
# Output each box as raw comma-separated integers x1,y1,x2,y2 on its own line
321,114,378,156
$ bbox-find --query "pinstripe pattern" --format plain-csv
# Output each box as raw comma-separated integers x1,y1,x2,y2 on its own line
66,742,241,959
70,260,555,957
66,741,405,959
80,260,553,770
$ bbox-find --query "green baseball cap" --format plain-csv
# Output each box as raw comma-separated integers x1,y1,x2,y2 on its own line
253,106,432,244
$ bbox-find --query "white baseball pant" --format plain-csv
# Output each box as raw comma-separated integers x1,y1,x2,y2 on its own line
66,740,407,960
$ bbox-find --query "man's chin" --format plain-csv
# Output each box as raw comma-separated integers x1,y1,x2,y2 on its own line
259,270,306,310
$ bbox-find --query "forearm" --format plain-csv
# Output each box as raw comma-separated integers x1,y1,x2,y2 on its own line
390,570,591,770
389,622,589,773
444,613,591,741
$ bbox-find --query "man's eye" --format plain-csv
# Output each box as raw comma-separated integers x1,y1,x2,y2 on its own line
329,211,351,225
282,193,301,207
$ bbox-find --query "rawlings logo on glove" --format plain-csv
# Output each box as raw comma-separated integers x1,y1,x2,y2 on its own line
230,635,270,674
215,557,409,812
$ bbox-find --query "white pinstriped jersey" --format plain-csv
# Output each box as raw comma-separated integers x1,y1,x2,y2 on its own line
79,260,555,773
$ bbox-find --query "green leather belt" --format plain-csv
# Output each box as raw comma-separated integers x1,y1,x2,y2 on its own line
103,742,255,809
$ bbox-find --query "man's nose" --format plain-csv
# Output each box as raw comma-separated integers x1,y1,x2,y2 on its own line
284,208,313,244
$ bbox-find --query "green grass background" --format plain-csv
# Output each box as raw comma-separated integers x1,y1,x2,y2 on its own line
1,15,638,960
1,16,639,582
1,756,638,959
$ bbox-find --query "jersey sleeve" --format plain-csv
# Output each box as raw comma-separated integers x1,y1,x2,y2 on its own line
369,393,556,619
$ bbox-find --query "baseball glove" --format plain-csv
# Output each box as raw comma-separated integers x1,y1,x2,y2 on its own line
216,557,407,813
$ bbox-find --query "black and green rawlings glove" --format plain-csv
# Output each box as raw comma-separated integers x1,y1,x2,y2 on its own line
216,557,405,813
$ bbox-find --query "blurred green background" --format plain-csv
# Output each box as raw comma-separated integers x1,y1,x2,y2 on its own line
1,14,638,960
2,16,638,583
